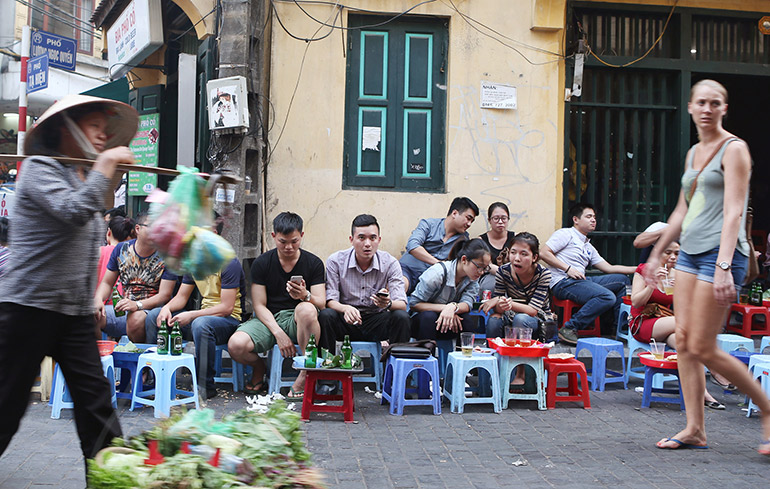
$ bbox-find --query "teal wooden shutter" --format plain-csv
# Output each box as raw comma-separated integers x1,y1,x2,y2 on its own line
344,15,447,191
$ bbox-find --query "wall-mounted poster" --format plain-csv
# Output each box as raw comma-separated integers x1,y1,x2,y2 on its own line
128,113,160,196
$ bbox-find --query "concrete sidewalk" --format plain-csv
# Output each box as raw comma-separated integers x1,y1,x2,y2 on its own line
1,348,768,489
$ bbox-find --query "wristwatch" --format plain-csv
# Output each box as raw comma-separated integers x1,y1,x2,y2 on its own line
717,261,731,271
304,291,312,302
135,300,144,311
385,299,393,310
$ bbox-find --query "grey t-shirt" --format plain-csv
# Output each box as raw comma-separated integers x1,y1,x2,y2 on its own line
680,138,749,256
0,156,109,316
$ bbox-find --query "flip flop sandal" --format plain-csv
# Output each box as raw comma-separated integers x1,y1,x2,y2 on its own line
656,437,709,450
244,381,267,395
759,439,770,456
286,387,305,400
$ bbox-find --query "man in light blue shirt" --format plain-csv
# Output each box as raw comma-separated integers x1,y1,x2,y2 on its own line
540,203,636,345
399,197,479,293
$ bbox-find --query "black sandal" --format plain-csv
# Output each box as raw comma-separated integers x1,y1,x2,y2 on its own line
244,380,267,395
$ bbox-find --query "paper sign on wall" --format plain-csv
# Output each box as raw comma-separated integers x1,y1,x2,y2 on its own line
480,81,517,109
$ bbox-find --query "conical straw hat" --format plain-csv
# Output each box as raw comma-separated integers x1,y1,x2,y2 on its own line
24,94,139,155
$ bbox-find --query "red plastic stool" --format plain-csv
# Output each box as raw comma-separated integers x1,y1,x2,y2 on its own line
301,370,355,423
552,298,602,337
544,358,591,409
725,304,770,337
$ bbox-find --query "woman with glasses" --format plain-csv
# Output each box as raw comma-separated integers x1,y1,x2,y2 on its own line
409,238,492,341
478,202,516,292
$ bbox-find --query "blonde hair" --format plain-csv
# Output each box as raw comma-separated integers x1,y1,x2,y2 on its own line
690,79,728,103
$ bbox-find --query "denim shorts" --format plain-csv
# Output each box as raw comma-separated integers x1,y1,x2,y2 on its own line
676,247,748,291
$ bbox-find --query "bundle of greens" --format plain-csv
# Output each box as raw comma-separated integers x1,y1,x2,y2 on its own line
88,401,325,489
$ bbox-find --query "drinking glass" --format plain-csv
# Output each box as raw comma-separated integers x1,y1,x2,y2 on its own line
504,326,517,346
460,332,475,357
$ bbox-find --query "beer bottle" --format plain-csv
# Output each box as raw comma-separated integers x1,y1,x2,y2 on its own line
304,334,318,368
170,321,183,355
341,335,353,369
157,320,169,354
752,283,764,306
112,287,126,317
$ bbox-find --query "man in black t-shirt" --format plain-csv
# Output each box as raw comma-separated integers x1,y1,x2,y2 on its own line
228,212,326,398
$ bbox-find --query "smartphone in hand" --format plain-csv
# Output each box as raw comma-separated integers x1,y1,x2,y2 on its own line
290,275,303,284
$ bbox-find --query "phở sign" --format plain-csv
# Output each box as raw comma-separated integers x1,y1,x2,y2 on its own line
106,0,164,79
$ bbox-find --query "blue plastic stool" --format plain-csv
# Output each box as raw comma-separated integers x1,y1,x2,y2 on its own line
746,355,770,417
498,355,546,410
51,355,116,419
435,339,455,378
616,301,632,342
267,344,300,395
716,333,755,353
214,344,244,392
350,341,383,391
468,309,490,339
641,364,684,410
131,352,199,418
575,338,627,391
760,336,770,354
381,356,441,415
625,335,672,389
443,352,501,413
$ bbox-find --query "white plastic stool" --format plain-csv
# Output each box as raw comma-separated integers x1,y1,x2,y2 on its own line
716,333,755,353
746,355,770,417
131,352,199,418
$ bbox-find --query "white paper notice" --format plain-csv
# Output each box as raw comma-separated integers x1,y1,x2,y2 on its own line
480,81,517,109
362,126,381,151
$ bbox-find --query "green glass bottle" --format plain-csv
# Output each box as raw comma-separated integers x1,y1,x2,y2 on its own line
112,287,126,317
304,334,318,368
170,321,183,355
341,335,353,369
752,283,764,306
157,320,169,354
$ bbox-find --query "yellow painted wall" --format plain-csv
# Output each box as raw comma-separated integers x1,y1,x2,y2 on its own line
267,0,567,260
266,0,769,261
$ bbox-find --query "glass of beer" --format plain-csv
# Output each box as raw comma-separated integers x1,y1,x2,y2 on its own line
650,340,666,360
662,278,674,295
518,328,533,346
460,332,475,356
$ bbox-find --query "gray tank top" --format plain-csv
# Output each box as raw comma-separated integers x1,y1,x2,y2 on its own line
680,138,750,256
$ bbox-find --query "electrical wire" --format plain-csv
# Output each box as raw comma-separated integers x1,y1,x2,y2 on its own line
284,0,438,31
266,0,340,165
28,0,95,27
270,0,339,42
168,6,217,43
442,0,564,65
586,0,678,68
15,0,100,38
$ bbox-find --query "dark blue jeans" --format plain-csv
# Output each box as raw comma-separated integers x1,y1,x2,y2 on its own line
551,274,629,331
145,307,240,391
410,311,471,341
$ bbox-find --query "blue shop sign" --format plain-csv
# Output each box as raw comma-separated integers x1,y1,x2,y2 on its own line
27,54,49,94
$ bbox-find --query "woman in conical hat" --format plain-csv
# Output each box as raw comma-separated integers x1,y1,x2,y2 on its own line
0,95,137,479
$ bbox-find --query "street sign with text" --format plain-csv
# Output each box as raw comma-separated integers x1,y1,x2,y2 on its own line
31,30,77,71
27,55,49,94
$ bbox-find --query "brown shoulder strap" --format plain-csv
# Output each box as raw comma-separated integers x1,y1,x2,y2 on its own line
687,137,735,201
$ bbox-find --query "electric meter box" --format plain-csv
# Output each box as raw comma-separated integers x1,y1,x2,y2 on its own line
206,76,249,132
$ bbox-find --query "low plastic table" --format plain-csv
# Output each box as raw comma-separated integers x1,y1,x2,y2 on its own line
294,358,362,423
639,352,684,410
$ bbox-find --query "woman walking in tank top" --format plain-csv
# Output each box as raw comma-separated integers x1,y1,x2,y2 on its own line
644,79,770,454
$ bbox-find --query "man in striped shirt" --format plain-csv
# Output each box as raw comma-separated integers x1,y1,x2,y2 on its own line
319,214,410,350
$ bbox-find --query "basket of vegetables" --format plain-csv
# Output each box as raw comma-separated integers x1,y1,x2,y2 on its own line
89,402,325,488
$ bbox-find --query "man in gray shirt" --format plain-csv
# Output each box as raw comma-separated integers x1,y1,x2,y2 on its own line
399,197,479,293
